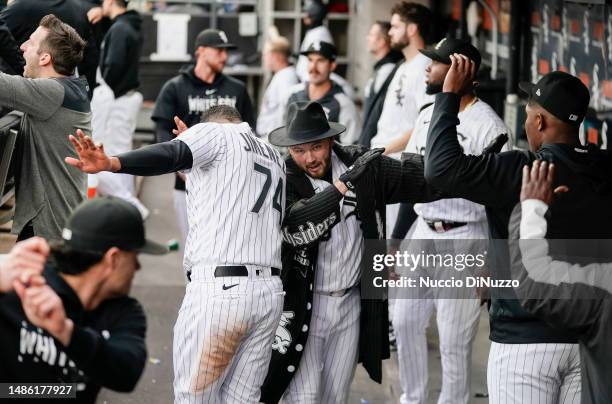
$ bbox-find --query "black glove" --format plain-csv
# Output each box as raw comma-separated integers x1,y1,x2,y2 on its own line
482,133,509,155
339,148,385,190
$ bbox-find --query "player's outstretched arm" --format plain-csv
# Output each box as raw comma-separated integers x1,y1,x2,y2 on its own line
66,129,194,177
65,129,119,173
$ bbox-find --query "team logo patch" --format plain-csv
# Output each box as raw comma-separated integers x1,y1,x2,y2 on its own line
219,31,228,43
535,88,541,96
435,38,447,50
272,311,295,354
569,114,578,121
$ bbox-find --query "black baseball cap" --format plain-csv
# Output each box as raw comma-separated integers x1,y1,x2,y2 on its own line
61,197,168,255
519,71,590,126
194,28,237,49
420,37,481,71
300,40,337,61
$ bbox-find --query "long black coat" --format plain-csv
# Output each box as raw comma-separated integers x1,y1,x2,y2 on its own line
260,143,442,403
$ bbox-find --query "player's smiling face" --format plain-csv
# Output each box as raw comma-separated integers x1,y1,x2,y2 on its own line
288,138,334,179
425,60,450,95
20,26,50,78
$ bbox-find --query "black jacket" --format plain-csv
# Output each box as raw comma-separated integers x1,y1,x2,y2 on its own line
424,92,612,343
358,59,402,147
152,65,256,191
260,143,443,403
100,10,142,98
0,0,98,97
0,14,24,74
0,266,147,403
508,205,612,404
359,52,403,147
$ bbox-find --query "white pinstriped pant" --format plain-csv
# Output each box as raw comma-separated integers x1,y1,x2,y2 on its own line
91,82,148,218
283,287,360,404
173,274,283,403
393,218,485,404
487,342,581,404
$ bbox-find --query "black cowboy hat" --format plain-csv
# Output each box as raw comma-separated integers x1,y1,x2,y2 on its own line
268,102,346,147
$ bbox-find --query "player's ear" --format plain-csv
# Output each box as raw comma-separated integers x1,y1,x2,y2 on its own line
101,247,121,275
536,113,545,131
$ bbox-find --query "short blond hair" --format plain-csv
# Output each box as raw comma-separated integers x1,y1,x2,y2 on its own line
264,36,292,59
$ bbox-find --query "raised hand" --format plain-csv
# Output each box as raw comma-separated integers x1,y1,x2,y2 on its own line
0,237,49,293
172,116,189,137
520,160,569,205
442,54,477,95
65,129,118,174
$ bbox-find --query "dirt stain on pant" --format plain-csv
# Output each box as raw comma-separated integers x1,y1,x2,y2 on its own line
191,322,248,393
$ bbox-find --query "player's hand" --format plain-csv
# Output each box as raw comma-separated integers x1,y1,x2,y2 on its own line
172,116,188,137
87,7,103,24
482,133,508,155
520,160,569,205
339,148,385,190
65,129,117,173
442,54,477,95
0,237,49,293
15,283,74,346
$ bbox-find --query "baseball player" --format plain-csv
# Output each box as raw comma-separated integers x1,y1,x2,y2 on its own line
152,28,255,244
425,57,612,403
260,101,446,404
359,20,403,147
65,105,285,403
392,39,511,404
368,1,434,233
284,41,360,144
0,15,90,241
256,34,299,138
510,160,612,404
90,0,146,217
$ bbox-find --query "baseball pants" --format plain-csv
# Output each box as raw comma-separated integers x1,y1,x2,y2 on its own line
173,189,189,244
487,342,581,404
393,218,485,404
283,287,360,403
91,82,148,218
173,267,283,403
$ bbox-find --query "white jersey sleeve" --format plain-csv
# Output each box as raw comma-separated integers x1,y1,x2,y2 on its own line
335,92,361,144
176,122,227,171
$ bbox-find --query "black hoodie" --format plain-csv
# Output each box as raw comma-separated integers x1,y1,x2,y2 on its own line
424,92,612,344
152,65,255,190
99,10,142,98
0,266,147,403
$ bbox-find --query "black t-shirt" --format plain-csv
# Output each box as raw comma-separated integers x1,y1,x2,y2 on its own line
0,266,147,403
151,65,255,190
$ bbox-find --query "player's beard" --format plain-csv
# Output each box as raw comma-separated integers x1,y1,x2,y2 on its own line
391,35,409,51
304,153,331,179
426,82,443,95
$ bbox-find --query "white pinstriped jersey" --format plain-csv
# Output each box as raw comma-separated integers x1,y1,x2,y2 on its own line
405,100,511,225
371,53,434,157
308,152,362,293
177,122,286,274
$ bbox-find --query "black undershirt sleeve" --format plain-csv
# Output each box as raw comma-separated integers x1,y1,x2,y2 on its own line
116,141,193,176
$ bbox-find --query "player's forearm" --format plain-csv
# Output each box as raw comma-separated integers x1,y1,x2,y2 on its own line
116,141,193,176
423,93,464,188
383,129,412,155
